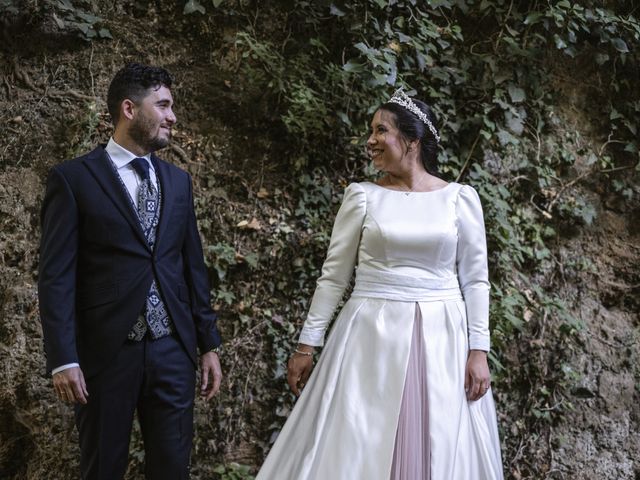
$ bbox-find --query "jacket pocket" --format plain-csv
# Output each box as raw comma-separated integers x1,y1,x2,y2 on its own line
77,283,118,310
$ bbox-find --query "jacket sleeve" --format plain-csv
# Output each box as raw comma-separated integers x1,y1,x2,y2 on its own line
38,167,80,373
456,185,491,352
181,174,222,353
298,183,367,346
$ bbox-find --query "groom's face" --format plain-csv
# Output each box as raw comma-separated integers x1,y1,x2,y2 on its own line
129,85,176,152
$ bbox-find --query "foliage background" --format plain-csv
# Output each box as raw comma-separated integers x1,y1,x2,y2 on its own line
0,0,638,478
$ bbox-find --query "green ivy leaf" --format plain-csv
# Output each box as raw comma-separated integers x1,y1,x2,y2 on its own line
624,142,638,153
354,42,372,54
508,85,526,103
430,0,453,8
506,112,524,135
184,0,205,15
609,108,623,120
56,0,74,12
524,12,543,25
398,32,411,43
497,129,518,145
611,37,629,53
342,60,364,72
330,4,345,16
554,34,567,49
337,111,351,125
52,12,65,29
77,12,102,24
244,253,259,269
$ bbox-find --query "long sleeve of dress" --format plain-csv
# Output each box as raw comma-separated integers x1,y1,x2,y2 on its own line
298,183,367,346
456,185,491,352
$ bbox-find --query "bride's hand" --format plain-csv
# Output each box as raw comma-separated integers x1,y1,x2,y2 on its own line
465,350,491,401
287,344,315,396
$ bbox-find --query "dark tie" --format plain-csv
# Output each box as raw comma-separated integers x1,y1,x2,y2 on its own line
127,157,173,341
131,156,150,180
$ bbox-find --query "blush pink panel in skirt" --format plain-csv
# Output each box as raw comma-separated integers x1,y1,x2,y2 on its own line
390,305,430,480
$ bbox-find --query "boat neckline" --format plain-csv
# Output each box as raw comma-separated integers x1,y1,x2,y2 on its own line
363,181,455,194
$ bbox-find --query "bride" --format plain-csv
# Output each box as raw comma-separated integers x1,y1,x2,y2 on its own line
256,89,504,480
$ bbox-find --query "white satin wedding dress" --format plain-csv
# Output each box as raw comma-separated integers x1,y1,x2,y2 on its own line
257,182,504,480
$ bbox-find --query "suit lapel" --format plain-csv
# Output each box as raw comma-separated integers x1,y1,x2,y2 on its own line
152,154,173,248
83,146,150,250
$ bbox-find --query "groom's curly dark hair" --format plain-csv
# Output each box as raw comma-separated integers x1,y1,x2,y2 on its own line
107,63,173,125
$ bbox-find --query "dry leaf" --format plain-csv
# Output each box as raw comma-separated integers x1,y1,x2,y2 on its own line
524,309,534,322
247,217,262,230
237,218,262,230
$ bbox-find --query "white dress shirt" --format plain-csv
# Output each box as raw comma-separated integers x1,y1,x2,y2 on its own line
52,139,157,376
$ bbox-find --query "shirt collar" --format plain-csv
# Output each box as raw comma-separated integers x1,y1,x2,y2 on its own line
106,138,154,172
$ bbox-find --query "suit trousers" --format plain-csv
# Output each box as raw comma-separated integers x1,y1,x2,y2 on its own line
75,333,196,480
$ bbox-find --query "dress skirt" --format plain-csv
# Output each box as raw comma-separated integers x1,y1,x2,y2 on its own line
256,296,504,480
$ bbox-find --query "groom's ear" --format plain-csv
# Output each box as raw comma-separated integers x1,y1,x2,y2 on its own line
120,98,137,122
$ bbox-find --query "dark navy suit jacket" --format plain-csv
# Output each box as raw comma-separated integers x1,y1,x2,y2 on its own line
38,145,221,378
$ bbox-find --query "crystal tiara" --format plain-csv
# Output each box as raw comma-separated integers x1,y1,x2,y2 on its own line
387,88,441,142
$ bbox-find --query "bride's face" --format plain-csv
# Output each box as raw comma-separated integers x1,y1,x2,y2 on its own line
366,110,407,173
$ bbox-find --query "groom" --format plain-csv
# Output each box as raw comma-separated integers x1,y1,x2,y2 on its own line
38,63,222,479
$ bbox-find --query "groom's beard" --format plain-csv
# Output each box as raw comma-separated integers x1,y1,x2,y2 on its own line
129,113,171,153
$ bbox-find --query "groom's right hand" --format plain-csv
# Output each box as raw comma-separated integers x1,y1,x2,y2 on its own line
53,366,89,404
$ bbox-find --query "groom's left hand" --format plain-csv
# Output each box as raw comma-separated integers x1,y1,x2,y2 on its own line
200,351,222,401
